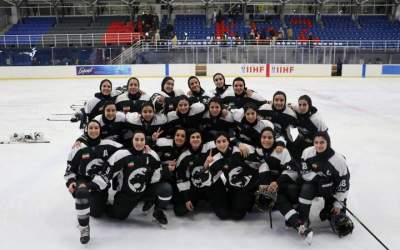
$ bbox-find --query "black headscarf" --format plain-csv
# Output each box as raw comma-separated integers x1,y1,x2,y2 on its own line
314,131,335,160
188,76,205,96
233,77,247,97
272,91,287,112
161,76,175,97
101,101,116,124
95,79,113,99
298,94,318,116
84,120,102,147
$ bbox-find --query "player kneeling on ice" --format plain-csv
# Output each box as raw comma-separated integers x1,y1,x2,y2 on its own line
243,127,302,231
64,120,122,244
174,129,224,217
207,132,259,220
298,131,353,241
106,130,172,227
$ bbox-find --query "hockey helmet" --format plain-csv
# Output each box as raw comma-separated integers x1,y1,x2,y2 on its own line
330,213,354,237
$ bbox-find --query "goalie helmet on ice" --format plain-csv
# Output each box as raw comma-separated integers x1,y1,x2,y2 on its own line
330,212,354,237
254,187,277,212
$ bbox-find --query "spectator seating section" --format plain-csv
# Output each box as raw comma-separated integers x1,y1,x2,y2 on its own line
1,15,400,47
2,17,55,46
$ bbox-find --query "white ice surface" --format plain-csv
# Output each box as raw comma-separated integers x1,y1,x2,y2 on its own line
0,76,399,250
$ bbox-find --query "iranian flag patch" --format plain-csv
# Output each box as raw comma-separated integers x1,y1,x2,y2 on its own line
82,153,90,160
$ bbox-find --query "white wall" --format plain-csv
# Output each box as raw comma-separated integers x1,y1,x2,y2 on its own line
342,65,363,77
168,64,196,77
0,64,399,80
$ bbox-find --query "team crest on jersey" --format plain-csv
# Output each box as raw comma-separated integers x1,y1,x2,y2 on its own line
85,159,104,175
82,153,90,160
128,167,148,193
191,166,211,188
128,161,135,168
229,167,251,188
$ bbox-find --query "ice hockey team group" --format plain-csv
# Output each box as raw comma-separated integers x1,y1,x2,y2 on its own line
64,73,354,245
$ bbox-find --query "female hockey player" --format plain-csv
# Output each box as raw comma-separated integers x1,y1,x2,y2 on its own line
207,132,259,220
154,127,188,205
187,76,210,105
244,127,308,242
125,102,167,147
93,101,127,143
165,95,205,137
115,77,150,113
174,129,226,218
200,97,235,143
221,77,267,109
258,91,298,154
297,131,352,243
150,76,185,113
209,73,231,98
106,130,172,226
289,95,328,161
231,103,277,158
64,120,122,244
84,79,115,121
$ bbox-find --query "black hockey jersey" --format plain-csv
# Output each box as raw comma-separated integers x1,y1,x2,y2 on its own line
165,102,205,136
301,147,350,209
200,110,236,143
232,108,275,147
115,92,150,113
125,112,167,146
188,88,211,105
294,106,328,142
243,145,299,186
84,93,115,121
175,142,215,201
94,112,127,142
108,148,165,194
207,146,258,190
150,89,185,114
258,103,298,142
64,139,122,190
221,89,267,110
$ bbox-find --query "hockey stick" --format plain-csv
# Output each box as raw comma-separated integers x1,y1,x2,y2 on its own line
47,118,72,121
0,140,50,144
268,209,273,229
336,199,390,250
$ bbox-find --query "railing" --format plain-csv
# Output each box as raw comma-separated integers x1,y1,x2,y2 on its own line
108,38,400,64
1,32,400,51
110,40,143,64
0,33,141,48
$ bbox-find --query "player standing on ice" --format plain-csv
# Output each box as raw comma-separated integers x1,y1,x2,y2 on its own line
64,120,122,244
151,76,185,114
221,77,267,110
289,95,328,161
209,73,231,98
115,77,150,113
186,76,210,105
84,79,115,121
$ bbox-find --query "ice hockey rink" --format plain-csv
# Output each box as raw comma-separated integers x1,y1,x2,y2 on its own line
0,76,399,250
